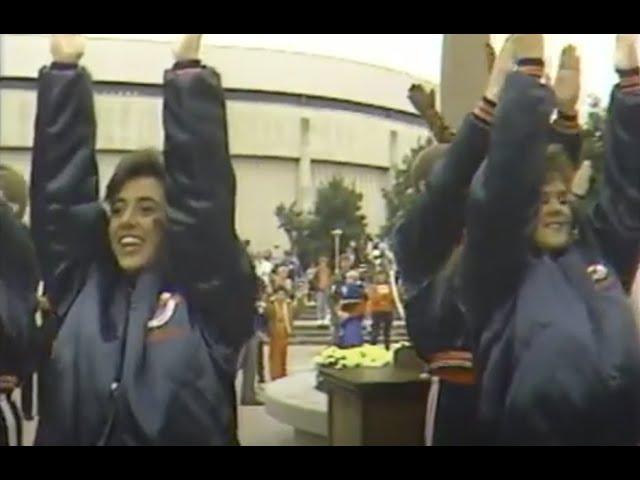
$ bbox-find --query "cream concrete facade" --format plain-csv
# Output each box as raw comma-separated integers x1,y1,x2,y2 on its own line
0,34,433,251
441,34,490,131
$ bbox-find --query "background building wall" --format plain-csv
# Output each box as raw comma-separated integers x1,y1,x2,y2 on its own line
0,34,433,252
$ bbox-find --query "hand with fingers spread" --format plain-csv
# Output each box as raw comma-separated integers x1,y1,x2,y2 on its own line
554,45,581,115
50,34,86,64
407,83,455,143
485,35,516,103
408,83,436,120
173,34,203,62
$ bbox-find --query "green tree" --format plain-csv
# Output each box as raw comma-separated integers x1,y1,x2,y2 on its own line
275,202,310,255
380,139,429,239
580,95,605,195
275,176,368,266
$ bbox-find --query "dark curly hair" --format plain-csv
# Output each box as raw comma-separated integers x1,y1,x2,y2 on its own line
105,149,167,207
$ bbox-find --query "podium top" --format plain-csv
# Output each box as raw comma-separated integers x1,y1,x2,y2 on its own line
319,365,428,395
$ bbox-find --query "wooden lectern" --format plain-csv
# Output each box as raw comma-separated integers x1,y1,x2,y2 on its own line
320,359,429,446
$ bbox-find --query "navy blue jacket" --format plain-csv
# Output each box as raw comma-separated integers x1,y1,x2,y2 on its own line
395,114,489,358
395,108,581,361
461,71,640,445
30,63,256,445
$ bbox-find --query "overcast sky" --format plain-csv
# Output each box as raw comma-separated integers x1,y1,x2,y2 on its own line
86,34,620,110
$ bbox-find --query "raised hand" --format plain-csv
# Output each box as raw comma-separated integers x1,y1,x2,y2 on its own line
408,83,435,120
554,45,581,114
615,34,639,71
51,34,85,64
173,34,203,62
511,34,545,62
571,160,593,198
485,42,497,73
485,35,516,102
407,83,455,143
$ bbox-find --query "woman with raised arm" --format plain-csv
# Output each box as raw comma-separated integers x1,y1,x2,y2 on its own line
395,35,582,446
31,34,256,446
461,34,640,445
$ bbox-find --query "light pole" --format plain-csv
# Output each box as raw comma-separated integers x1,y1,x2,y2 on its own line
331,229,343,275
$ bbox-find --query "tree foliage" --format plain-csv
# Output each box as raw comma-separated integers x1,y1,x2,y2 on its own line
275,176,367,266
380,139,429,239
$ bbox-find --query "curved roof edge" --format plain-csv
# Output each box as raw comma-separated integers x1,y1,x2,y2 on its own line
0,34,438,114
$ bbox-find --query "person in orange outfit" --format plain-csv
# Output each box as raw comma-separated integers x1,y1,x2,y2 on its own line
367,270,397,350
265,286,295,381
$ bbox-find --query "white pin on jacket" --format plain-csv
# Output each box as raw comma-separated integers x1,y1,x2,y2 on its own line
147,293,180,330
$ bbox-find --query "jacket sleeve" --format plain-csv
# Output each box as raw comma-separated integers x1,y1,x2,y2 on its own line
587,81,640,289
163,62,257,350
394,113,490,288
461,71,555,342
30,65,105,316
548,116,582,167
404,262,465,360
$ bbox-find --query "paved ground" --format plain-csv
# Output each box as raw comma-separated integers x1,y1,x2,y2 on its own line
237,345,325,446
19,345,326,446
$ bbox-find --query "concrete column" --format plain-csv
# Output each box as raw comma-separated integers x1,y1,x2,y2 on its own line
440,34,490,131
297,117,313,211
388,129,399,184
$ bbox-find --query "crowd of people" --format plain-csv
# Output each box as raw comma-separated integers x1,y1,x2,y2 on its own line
4,33,640,446
236,241,402,405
